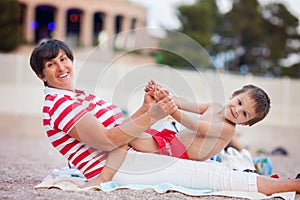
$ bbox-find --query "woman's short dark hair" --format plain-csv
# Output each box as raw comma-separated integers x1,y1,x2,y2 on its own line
29,39,74,85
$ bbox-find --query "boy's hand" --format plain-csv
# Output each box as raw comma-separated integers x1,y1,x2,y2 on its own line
153,88,169,101
145,80,181,109
145,80,171,101
144,80,161,93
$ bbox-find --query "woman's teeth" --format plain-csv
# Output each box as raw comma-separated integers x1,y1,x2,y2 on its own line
59,73,68,78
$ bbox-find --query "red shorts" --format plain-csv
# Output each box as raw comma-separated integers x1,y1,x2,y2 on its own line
145,128,189,159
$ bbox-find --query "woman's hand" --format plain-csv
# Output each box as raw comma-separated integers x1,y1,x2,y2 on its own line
145,80,181,109
142,80,163,110
144,80,178,121
142,88,156,111
148,94,178,122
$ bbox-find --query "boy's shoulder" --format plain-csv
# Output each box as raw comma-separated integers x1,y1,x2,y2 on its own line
208,103,223,110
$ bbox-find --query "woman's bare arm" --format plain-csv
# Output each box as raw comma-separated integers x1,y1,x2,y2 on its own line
69,95,177,152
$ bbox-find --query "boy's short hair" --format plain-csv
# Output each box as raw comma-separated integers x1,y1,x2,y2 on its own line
29,39,74,86
232,84,271,126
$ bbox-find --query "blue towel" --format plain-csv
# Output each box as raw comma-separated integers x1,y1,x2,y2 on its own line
100,181,213,195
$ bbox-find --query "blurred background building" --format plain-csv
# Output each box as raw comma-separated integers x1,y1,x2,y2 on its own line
17,0,152,49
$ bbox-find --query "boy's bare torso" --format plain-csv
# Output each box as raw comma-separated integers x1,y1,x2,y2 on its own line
177,103,236,161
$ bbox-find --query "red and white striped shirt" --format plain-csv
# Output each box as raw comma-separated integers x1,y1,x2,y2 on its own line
42,87,123,179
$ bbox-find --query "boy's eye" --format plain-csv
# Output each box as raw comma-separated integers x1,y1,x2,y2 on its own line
238,100,242,105
243,111,247,117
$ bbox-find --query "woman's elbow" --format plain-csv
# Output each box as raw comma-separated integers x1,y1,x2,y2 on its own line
97,142,116,151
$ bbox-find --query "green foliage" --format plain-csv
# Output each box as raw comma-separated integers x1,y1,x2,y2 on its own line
281,64,300,78
178,0,220,47
156,0,220,70
161,0,300,78
218,0,267,72
158,51,190,68
215,0,300,77
0,0,21,52
156,30,215,70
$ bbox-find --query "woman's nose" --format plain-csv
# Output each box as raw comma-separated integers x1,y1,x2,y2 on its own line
57,62,65,70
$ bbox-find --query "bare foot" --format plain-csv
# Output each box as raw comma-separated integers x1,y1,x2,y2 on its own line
79,178,101,189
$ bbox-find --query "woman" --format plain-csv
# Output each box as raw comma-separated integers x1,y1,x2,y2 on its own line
30,39,300,195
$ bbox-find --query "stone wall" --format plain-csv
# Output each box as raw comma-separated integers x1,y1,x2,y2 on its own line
1,53,299,129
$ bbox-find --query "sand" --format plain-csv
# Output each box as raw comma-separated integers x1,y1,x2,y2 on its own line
0,113,299,200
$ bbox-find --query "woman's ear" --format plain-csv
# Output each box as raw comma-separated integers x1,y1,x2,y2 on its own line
37,74,46,82
229,93,234,100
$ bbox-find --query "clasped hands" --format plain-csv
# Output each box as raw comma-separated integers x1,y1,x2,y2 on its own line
144,80,178,122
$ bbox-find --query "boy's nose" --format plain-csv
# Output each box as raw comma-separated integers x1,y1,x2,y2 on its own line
236,107,243,115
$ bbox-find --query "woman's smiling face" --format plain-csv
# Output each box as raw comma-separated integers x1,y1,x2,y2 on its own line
39,49,74,92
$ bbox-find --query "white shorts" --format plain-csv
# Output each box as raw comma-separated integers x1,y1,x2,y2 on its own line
112,150,258,192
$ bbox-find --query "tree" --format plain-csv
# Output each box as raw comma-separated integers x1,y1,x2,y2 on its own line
157,0,300,78
0,0,21,52
214,0,300,76
263,3,300,76
216,0,266,73
178,0,220,47
156,0,221,70
281,63,300,78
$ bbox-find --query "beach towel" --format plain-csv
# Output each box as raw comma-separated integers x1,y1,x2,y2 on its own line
34,167,296,200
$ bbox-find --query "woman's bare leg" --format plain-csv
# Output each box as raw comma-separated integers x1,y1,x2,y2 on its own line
257,176,300,195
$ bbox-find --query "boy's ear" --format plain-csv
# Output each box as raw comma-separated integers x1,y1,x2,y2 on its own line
229,93,234,100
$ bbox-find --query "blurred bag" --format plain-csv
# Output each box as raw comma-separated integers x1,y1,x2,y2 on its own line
220,147,256,171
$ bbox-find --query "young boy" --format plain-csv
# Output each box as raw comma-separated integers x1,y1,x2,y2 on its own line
130,80,271,161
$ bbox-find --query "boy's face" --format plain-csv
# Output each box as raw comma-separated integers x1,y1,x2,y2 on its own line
224,92,257,125
39,49,74,91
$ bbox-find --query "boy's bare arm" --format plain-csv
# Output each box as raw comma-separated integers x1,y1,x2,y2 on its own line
171,110,199,132
172,96,210,114
145,80,209,114
171,110,234,141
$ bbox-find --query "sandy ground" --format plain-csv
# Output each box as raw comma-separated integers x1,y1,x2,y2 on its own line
0,113,299,200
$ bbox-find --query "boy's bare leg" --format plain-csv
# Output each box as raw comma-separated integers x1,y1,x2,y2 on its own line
257,176,300,195
129,132,159,153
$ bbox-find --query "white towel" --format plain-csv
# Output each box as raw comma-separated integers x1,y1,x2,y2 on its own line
34,168,295,200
